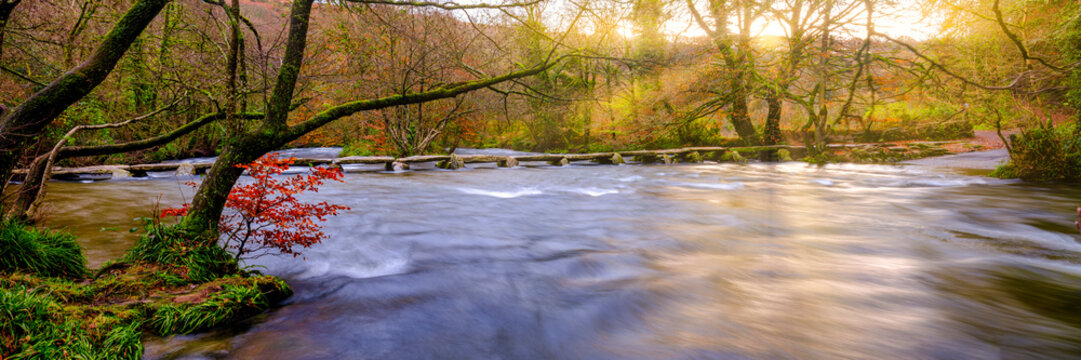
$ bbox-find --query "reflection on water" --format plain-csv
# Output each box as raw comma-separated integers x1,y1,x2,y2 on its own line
35,158,1081,359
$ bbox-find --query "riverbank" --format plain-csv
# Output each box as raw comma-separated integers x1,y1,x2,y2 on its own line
0,222,291,359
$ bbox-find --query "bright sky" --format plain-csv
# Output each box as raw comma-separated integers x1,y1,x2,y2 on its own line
622,2,943,42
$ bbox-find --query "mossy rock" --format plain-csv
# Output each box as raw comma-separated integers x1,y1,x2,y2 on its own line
683,151,703,163
776,149,792,161
720,151,747,162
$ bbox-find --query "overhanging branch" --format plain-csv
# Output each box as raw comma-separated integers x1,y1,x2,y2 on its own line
285,60,559,139
341,0,542,10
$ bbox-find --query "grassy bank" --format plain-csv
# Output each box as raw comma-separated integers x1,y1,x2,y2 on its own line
0,220,292,359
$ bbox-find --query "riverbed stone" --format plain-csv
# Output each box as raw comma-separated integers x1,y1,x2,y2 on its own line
498,156,518,168
175,163,195,176
437,154,465,170
777,149,793,161
386,161,410,171
110,168,132,179
721,150,747,162
610,153,625,165
684,151,702,163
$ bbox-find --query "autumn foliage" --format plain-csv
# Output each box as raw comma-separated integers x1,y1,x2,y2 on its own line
163,154,350,259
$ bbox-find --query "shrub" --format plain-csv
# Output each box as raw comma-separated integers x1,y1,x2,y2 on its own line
992,123,1081,182
0,219,87,279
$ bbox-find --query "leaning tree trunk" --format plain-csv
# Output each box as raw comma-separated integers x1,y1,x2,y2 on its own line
10,155,48,219
0,0,170,192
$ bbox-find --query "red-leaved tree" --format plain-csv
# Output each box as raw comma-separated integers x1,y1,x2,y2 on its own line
162,154,350,260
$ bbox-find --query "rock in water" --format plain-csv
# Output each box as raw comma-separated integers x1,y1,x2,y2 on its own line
436,154,466,170
610,153,625,165
175,163,195,176
111,168,132,179
549,157,569,166
777,149,793,161
386,161,410,171
684,151,702,163
498,156,518,168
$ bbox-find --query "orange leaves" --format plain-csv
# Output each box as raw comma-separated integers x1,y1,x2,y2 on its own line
162,154,350,259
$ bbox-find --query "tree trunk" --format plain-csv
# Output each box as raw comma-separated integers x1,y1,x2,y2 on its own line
764,91,783,146
0,0,170,192
10,155,47,219
183,135,277,238
224,0,242,132
728,79,757,144
184,0,315,239
0,0,21,59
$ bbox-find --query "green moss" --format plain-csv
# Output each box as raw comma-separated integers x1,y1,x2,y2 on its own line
1,225,292,359
776,149,792,161
0,219,87,279
720,150,746,162
683,151,703,163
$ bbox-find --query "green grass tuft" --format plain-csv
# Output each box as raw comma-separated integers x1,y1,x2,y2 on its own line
148,277,291,335
0,285,143,359
124,225,237,282
0,219,87,279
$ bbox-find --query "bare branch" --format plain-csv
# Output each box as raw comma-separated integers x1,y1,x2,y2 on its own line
341,0,542,10
991,0,1067,72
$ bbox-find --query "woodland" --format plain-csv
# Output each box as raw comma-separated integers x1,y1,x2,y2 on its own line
0,0,1079,357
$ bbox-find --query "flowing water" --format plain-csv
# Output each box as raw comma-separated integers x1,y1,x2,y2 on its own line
36,151,1081,359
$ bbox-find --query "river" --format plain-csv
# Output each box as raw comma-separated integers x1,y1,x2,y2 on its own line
36,150,1081,359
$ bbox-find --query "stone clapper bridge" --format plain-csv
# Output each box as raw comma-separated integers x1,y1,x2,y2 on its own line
12,142,958,181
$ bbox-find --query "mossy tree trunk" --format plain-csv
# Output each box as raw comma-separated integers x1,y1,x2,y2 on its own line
763,91,782,146
0,0,170,192
728,76,757,143
686,0,760,145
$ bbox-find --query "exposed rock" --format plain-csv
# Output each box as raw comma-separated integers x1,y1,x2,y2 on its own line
684,151,703,163
175,163,195,176
111,168,132,179
386,161,410,171
498,156,519,168
777,149,793,161
610,153,625,165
